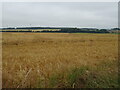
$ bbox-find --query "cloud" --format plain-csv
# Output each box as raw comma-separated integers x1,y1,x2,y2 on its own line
2,2,118,28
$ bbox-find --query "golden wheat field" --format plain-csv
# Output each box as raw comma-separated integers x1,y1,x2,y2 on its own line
2,32,119,88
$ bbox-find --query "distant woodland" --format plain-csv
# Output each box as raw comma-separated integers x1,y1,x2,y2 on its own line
1,27,120,33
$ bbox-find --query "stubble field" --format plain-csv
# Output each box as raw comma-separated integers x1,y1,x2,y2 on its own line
2,32,119,88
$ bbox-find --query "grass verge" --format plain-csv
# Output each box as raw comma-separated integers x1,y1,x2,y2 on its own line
37,60,119,88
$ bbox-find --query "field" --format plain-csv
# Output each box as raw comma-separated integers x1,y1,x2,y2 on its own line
2,32,119,88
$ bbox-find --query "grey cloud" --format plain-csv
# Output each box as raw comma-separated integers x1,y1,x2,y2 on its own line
2,2,118,28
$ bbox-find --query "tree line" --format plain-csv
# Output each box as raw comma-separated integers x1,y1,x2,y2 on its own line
1,27,120,33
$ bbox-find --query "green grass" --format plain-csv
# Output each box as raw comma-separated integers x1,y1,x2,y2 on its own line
67,66,89,87
71,32,120,35
71,33,109,34
37,60,119,88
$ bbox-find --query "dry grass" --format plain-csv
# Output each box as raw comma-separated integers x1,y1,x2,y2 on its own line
2,32,118,88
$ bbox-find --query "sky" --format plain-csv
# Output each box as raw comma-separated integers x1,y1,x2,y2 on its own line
2,2,118,29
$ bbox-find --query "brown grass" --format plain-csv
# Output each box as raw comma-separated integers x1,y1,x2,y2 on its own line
2,32,118,88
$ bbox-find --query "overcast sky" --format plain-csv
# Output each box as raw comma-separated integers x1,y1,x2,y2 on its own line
2,2,118,29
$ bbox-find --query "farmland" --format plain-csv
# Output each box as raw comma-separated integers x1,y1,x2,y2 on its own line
2,32,119,88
